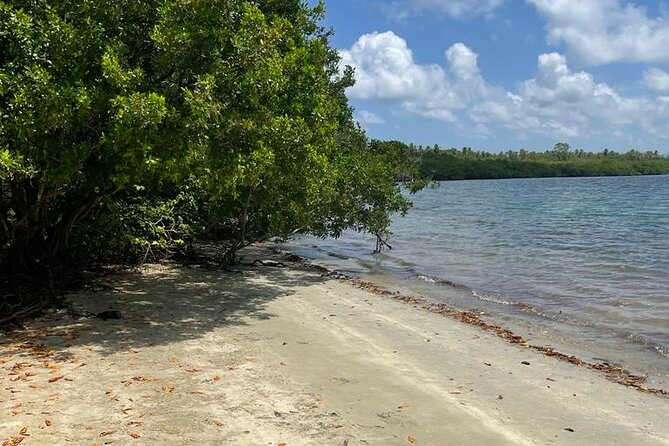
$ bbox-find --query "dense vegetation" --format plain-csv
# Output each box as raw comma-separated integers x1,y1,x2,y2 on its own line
416,142,669,180
0,0,423,321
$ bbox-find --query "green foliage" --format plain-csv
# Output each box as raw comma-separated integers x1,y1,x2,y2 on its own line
0,0,424,282
331,139,425,237
416,142,669,181
72,183,206,265
0,149,31,180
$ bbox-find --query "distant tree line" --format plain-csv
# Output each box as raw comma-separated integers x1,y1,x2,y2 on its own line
408,142,669,180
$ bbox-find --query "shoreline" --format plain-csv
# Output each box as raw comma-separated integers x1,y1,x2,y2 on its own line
295,254,667,397
1,247,668,445
283,239,669,394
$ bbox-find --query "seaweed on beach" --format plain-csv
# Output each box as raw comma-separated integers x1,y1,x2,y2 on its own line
294,255,669,398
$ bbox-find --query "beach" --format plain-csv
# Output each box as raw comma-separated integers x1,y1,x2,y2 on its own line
1,248,667,445
283,176,669,388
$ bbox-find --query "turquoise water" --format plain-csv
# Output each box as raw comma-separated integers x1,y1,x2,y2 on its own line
283,175,669,389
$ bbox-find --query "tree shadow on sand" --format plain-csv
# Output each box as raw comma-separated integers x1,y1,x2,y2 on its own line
0,254,327,359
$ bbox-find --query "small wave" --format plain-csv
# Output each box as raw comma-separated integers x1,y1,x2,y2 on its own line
655,345,669,360
471,289,516,306
417,274,437,283
470,291,574,325
416,274,467,289
628,332,669,360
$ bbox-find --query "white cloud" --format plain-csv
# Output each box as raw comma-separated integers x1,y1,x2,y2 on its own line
386,0,505,20
500,53,645,138
340,31,669,144
473,52,661,140
643,68,669,92
339,32,446,101
357,110,385,125
520,53,618,105
446,43,480,81
529,0,669,65
340,32,503,129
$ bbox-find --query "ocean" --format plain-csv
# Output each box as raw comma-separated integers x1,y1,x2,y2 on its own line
282,175,669,390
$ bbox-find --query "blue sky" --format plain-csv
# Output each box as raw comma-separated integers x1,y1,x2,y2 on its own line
315,0,669,153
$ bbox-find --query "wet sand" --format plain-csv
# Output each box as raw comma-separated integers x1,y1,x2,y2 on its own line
1,251,667,445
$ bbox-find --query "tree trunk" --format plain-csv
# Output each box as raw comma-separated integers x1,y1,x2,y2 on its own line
374,232,392,253
219,190,254,265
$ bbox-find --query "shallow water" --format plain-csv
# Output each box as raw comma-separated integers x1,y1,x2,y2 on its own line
282,175,669,389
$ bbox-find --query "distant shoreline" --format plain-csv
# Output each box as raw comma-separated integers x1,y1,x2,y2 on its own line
428,172,669,181
400,141,669,181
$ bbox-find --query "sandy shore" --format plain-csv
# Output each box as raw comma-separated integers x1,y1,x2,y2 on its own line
1,249,668,445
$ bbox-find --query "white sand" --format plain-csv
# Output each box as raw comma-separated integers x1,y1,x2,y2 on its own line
1,254,667,445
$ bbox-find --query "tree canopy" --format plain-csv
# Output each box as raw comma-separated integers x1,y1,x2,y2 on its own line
0,0,423,319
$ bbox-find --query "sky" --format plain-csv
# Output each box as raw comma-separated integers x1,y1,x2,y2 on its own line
314,0,669,153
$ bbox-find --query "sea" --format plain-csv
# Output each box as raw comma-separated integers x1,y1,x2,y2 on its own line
281,175,669,390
